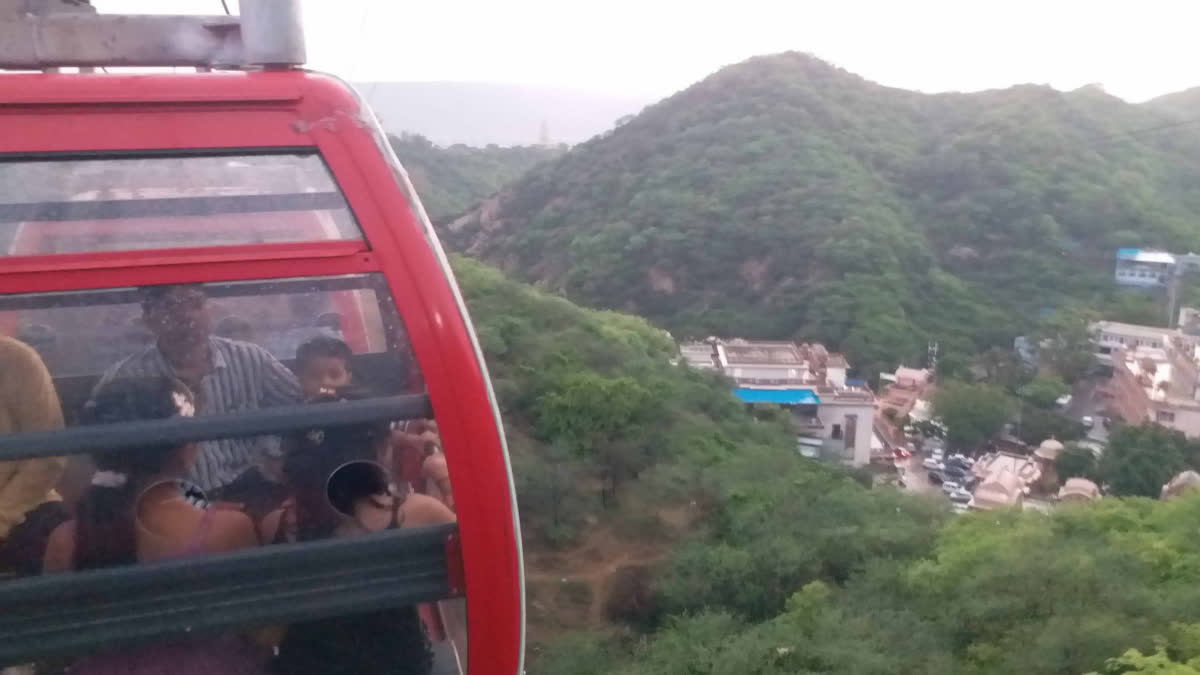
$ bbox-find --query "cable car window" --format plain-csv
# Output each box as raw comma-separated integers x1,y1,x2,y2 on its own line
0,152,361,256
0,275,466,673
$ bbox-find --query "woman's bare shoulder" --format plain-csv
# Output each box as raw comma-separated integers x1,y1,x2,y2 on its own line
402,493,455,527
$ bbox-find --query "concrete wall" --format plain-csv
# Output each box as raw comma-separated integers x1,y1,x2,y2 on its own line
820,399,874,466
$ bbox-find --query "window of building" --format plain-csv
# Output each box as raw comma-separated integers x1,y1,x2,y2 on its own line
844,414,858,450
1098,346,1112,355
831,423,842,440
1157,410,1176,423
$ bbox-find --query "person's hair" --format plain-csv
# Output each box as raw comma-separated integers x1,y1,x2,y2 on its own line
138,283,205,314
295,336,353,373
74,377,195,570
283,387,391,541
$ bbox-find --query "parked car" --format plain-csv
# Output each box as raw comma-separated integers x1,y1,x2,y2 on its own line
927,471,944,485
941,481,962,494
1056,394,1072,408
952,502,970,514
1082,415,1095,429
922,458,944,471
943,469,967,484
949,488,972,503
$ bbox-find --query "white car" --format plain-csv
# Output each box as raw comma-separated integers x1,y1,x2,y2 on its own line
1082,415,1095,429
941,481,961,494
922,458,944,471
1056,394,1072,408
949,488,972,503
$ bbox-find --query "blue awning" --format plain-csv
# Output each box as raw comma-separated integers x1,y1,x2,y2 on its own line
734,387,820,405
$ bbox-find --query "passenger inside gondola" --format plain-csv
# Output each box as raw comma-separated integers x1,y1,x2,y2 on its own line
0,335,67,577
294,336,354,399
260,388,455,675
42,377,271,674
92,285,301,516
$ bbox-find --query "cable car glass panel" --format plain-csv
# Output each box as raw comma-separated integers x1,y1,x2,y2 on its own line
0,152,361,256
0,275,466,674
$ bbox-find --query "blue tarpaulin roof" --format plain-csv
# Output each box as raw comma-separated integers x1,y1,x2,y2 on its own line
734,388,820,405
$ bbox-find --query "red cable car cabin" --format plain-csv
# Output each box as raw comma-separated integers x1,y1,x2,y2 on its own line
0,70,523,675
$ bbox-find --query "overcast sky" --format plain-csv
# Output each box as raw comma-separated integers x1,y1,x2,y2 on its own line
96,0,1200,102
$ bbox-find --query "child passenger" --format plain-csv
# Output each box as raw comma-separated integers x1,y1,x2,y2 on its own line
43,377,269,675
259,388,455,675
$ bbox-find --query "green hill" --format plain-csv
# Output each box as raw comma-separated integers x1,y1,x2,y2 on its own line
451,256,1200,675
389,133,563,222
444,52,1200,377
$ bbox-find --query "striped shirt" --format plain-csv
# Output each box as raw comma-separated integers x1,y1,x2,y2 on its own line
92,337,301,491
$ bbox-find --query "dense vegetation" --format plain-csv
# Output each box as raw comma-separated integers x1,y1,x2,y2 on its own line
389,133,562,222
444,52,1200,378
452,255,1200,674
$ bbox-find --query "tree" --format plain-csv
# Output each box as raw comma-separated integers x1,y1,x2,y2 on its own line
1015,405,1085,446
1056,443,1098,481
533,371,658,505
1018,374,1069,408
1035,307,1099,383
932,380,1014,449
1099,423,1190,497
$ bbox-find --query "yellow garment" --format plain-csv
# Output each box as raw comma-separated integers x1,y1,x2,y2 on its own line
0,336,65,540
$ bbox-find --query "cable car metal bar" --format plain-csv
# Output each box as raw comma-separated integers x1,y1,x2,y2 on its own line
0,394,432,461
0,0,305,69
0,191,348,223
0,522,458,664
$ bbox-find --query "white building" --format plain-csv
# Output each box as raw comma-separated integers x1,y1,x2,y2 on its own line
1091,320,1177,367
679,339,874,466
1115,249,1175,288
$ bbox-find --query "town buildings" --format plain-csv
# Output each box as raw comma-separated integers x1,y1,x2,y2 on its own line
967,451,1041,510
1106,331,1200,437
678,338,876,466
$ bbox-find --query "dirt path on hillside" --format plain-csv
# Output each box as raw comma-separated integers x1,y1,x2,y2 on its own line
525,506,693,627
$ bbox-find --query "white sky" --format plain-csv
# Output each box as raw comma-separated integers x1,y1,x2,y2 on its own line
96,0,1200,102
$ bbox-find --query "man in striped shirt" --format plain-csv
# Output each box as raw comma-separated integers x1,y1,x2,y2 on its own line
92,285,301,503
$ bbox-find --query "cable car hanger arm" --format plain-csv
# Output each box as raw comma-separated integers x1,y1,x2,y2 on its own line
0,0,304,70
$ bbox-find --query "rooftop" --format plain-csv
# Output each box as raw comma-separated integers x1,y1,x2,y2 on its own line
1058,478,1101,502
1117,249,1176,264
679,342,718,369
720,340,804,366
1092,321,1178,341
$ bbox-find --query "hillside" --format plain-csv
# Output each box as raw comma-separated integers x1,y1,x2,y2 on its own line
359,81,654,146
390,134,563,222
452,257,1200,674
444,52,1200,378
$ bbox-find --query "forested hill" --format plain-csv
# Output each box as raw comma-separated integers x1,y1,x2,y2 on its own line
443,52,1200,377
454,255,1200,675
389,133,563,222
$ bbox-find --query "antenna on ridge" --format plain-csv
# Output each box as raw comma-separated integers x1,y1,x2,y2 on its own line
0,0,305,70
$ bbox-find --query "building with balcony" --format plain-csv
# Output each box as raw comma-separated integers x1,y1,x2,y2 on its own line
678,338,874,466
1115,249,1175,288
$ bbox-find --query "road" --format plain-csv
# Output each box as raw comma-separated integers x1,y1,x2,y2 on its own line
1066,377,1109,446
897,453,941,497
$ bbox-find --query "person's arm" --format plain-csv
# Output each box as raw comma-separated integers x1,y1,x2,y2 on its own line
401,493,456,528
255,346,301,409
0,340,67,539
42,520,75,573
